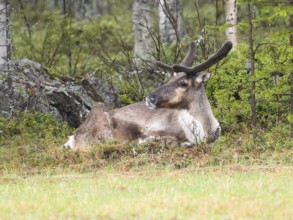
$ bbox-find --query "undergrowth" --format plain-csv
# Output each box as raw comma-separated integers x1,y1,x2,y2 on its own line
0,112,293,175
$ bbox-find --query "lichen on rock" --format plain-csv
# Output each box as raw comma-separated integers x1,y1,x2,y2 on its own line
0,59,120,127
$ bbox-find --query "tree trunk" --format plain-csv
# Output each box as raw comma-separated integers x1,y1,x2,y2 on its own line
0,0,10,64
225,0,237,48
158,0,184,44
63,0,73,75
216,0,220,25
74,0,105,20
132,0,155,63
18,0,32,38
248,3,257,131
31,0,39,10
47,0,61,9
289,8,293,138
0,0,13,117
48,0,105,20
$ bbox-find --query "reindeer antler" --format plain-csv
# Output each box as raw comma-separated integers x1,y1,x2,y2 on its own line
173,41,233,75
154,61,173,72
154,41,198,71
180,41,198,66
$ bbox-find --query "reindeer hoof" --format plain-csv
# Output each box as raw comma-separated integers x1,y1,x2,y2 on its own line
63,135,75,149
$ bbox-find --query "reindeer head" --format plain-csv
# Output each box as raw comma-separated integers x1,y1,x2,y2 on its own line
146,41,233,109
146,72,211,109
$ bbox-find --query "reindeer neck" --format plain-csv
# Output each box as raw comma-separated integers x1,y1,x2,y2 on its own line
187,87,220,142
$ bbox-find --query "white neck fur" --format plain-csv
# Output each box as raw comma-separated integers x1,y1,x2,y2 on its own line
178,110,205,144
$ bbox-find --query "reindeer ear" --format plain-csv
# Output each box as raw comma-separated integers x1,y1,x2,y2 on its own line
195,72,211,84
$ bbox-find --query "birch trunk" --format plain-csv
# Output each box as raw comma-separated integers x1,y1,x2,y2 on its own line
0,0,10,65
132,0,155,63
225,0,237,49
0,0,12,116
159,0,184,43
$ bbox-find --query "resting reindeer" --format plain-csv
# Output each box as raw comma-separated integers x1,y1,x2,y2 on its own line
64,41,233,150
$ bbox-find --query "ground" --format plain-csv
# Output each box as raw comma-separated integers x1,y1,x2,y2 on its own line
1,164,293,219
1,116,293,219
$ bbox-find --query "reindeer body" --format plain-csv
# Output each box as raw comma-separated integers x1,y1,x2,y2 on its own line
64,100,216,150
64,77,220,150
64,41,232,150
113,102,183,141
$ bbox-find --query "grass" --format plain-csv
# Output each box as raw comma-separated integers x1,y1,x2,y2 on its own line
1,112,293,219
1,166,293,219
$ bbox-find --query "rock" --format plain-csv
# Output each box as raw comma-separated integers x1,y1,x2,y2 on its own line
0,59,120,128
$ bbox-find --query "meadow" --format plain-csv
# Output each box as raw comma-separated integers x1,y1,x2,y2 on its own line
1,113,293,219
1,165,293,219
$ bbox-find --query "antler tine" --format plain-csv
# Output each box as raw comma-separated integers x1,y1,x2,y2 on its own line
180,41,198,66
173,41,233,75
154,61,173,72
154,41,198,72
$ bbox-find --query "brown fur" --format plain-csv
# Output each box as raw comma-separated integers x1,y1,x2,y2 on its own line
73,103,114,149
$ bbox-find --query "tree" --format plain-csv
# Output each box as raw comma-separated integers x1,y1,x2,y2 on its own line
215,0,224,25
18,0,32,38
0,0,10,64
247,3,257,130
74,0,106,20
48,0,106,20
47,0,62,10
62,0,73,75
289,2,293,138
0,0,13,117
225,0,237,48
132,0,155,63
158,0,184,43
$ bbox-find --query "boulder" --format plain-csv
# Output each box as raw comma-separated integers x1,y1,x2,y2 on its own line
0,59,120,127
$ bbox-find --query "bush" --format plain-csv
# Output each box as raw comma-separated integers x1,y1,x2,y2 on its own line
0,111,73,145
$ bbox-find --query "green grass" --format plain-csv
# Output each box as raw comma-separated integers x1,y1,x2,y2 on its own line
1,112,293,219
1,166,293,219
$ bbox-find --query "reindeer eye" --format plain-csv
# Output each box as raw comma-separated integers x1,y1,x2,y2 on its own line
178,80,188,88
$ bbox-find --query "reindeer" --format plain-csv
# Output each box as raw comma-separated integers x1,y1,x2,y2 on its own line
64,41,232,150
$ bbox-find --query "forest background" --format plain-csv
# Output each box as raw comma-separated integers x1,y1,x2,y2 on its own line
0,1,293,219
0,0,293,171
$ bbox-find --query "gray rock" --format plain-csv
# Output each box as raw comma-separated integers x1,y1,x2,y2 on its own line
0,59,120,128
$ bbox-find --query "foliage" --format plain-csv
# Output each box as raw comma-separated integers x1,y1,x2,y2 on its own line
208,39,292,132
6,0,293,157
11,1,133,78
0,111,72,141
